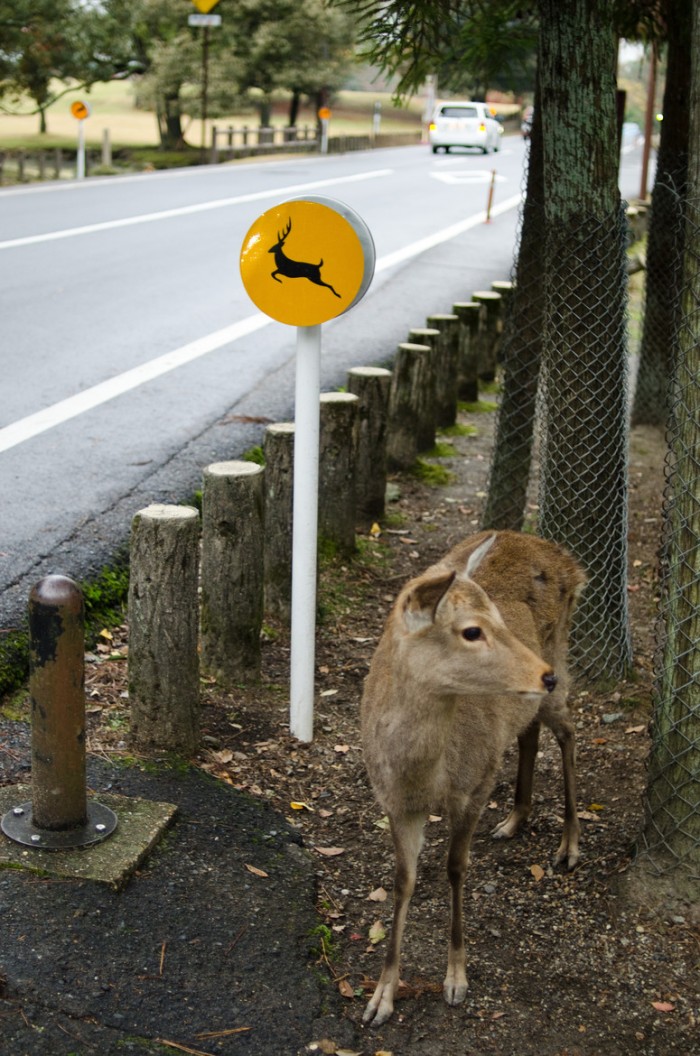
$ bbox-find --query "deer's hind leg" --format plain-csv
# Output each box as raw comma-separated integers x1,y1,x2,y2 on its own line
363,811,425,1027
492,718,541,840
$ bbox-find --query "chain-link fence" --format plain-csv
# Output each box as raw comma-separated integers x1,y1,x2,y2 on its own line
631,174,686,427
483,176,632,678
637,196,700,881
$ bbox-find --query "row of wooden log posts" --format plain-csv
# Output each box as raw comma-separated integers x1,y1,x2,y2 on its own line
127,282,512,753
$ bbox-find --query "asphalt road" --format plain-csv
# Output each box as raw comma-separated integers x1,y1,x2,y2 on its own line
0,136,646,632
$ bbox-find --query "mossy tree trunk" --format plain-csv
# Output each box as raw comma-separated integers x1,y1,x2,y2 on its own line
536,0,631,677
632,1,691,428
641,0,700,889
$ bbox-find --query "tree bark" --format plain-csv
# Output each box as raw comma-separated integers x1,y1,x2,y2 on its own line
128,504,200,754
200,461,265,684
537,0,631,677
472,290,502,381
641,0,700,888
482,79,545,531
632,0,691,427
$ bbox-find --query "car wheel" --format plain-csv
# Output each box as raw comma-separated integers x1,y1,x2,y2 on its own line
482,145,489,154
431,145,438,154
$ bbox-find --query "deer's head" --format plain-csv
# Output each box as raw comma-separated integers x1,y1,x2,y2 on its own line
268,217,292,253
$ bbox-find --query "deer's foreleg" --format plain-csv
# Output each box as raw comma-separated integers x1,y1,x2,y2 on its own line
363,812,425,1027
444,806,480,1006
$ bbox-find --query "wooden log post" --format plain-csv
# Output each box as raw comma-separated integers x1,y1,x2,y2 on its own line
200,461,265,684
453,302,481,402
472,290,503,381
408,329,441,446
386,342,435,468
128,504,201,754
426,313,459,426
347,366,392,520
263,422,295,623
318,392,359,556
491,280,514,368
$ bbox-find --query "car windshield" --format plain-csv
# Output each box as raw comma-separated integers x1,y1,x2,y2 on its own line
441,106,478,119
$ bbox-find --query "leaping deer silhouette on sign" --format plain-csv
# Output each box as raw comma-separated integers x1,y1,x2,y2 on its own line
268,218,341,298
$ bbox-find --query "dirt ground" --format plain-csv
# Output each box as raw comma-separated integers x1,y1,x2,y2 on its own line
4,400,699,1056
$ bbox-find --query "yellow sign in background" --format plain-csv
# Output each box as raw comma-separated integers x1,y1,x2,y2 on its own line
70,100,90,120
240,200,366,327
191,0,221,13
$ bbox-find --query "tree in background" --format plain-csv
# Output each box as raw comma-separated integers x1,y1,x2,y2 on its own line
631,0,692,427
636,0,700,904
0,0,131,132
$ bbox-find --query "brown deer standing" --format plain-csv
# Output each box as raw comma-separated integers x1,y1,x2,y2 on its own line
268,218,341,297
361,530,585,1026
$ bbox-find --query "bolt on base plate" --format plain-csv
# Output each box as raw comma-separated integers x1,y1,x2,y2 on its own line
1,801,118,850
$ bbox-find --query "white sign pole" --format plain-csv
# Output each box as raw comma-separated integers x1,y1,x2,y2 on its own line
289,323,322,742
76,121,85,180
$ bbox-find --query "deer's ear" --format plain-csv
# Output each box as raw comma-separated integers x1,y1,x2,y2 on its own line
401,571,456,632
464,533,497,578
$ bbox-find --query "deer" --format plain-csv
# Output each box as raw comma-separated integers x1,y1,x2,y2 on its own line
268,218,341,297
360,530,585,1027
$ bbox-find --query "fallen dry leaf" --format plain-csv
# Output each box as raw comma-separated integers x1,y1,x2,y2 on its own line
651,1001,675,1013
315,846,345,857
530,864,545,882
367,886,388,902
338,977,354,998
244,864,269,878
334,744,350,753
290,801,314,812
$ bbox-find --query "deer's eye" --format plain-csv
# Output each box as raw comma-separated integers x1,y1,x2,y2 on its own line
462,626,482,642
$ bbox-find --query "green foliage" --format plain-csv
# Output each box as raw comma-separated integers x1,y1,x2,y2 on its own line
439,422,478,436
410,459,454,486
80,556,130,642
348,0,537,98
425,440,457,458
242,445,266,466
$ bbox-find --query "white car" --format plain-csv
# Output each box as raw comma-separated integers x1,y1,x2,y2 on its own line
429,101,501,154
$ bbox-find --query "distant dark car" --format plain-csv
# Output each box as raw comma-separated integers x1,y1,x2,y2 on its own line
521,106,534,139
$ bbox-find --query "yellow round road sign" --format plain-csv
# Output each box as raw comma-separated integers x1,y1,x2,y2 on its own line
71,100,90,120
318,107,331,121
240,198,374,327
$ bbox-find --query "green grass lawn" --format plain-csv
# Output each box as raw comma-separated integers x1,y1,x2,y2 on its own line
0,80,425,151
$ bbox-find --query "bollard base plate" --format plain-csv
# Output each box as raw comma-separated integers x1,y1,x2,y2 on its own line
1,800,118,850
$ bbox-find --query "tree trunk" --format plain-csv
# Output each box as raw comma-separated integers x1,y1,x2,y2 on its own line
537,0,631,678
452,302,480,402
128,504,201,754
640,0,700,891
482,81,545,531
631,0,691,427
426,313,459,427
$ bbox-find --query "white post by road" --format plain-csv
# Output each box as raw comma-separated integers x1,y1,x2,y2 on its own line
289,324,322,742
76,121,86,180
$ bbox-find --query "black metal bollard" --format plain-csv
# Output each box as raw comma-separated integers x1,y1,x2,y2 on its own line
1,575,117,850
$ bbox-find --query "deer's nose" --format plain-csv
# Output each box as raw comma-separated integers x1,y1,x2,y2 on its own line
542,672,557,693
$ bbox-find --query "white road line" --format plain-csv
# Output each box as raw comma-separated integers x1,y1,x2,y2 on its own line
0,169,393,250
0,191,522,454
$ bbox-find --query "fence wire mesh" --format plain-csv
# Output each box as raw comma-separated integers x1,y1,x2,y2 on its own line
631,175,686,428
484,168,631,679
637,195,700,879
